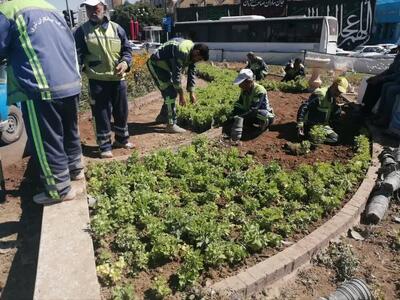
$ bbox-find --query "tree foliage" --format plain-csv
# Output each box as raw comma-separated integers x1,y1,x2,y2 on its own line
111,2,164,37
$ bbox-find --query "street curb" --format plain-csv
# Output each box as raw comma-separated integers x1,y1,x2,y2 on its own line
210,125,383,298
34,178,101,300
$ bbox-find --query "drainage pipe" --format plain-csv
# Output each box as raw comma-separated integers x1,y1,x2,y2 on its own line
318,278,372,300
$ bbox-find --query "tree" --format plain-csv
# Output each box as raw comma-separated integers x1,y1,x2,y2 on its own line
111,2,164,36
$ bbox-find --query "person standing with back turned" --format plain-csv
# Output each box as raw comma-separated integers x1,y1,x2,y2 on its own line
0,0,84,205
74,0,132,159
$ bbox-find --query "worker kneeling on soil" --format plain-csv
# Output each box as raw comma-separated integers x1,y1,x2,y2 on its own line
246,52,268,81
146,38,209,133
282,58,305,82
297,77,349,144
225,69,275,141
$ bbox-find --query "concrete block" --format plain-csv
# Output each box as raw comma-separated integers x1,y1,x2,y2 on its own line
34,180,101,300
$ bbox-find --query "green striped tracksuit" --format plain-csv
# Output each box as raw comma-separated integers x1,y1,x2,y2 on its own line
0,0,83,199
146,38,196,124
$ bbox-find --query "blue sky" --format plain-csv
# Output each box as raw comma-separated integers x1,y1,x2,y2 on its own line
47,0,83,11
47,0,135,11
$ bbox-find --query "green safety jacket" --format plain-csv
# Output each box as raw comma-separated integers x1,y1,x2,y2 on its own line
78,20,127,81
233,82,274,120
297,87,341,126
148,38,196,92
246,56,268,76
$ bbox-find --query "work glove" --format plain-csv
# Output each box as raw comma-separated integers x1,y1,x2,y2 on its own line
297,122,304,137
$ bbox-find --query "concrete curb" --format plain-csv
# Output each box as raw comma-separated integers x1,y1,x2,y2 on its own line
210,125,383,298
34,179,101,300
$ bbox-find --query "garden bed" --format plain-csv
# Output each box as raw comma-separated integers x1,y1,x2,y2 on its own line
82,64,371,299
87,131,369,299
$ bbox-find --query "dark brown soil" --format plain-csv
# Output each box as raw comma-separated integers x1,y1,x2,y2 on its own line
79,87,364,298
263,200,400,300
79,87,359,170
237,90,360,170
0,73,376,300
0,157,42,299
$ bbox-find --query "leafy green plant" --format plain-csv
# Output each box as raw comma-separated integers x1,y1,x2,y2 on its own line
315,241,359,282
309,125,328,145
88,134,371,294
112,284,136,300
97,256,126,286
177,249,204,289
151,276,172,299
260,77,309,93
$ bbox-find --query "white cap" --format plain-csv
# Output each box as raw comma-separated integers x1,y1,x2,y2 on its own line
80,0,107,7
233,69,254,85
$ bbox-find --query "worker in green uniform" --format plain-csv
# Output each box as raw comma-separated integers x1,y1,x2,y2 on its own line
226,69,275,141
246,52,268,81
297,77,349,143
146,38,209,133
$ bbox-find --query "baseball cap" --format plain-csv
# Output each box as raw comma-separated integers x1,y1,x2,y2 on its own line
234,69,254,85
334,77,349,93
80,0,107,7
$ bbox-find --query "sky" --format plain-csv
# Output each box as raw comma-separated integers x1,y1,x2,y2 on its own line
47,0,136,11
47,0,83,11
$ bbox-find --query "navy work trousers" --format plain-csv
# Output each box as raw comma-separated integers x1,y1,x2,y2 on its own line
21,95,83,199
89,79,129,153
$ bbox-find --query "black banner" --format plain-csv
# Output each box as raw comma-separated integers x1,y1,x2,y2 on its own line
287,0,376,50
241,0,287,17
176,5,240,22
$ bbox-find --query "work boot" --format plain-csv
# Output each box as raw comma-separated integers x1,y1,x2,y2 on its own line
33,187,76,205
113,141,134,149
166,124,186,133
70,169,84,181
100,150,113,159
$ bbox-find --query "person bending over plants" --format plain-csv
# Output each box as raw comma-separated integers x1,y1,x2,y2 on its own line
146,38,209,133
282,58,306,82
224,69,275,141
246,52,269,81
297,77,349,144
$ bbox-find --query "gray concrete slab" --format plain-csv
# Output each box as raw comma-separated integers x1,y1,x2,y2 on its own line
34,180,101,300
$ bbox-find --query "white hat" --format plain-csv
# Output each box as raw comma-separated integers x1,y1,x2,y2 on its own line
233,69,254,85
80,0,107,7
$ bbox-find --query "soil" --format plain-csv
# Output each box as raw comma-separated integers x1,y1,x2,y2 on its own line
78,81,359,170
261,200,400,300
0,70,388,300
237,90,360,170
0,157,42,299
78,83,364,298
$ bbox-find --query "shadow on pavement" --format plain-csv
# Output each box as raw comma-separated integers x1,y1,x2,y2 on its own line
1,158,42,300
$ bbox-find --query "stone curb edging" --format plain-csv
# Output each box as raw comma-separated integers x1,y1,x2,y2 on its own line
210,125,383,298
34,180,101,300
